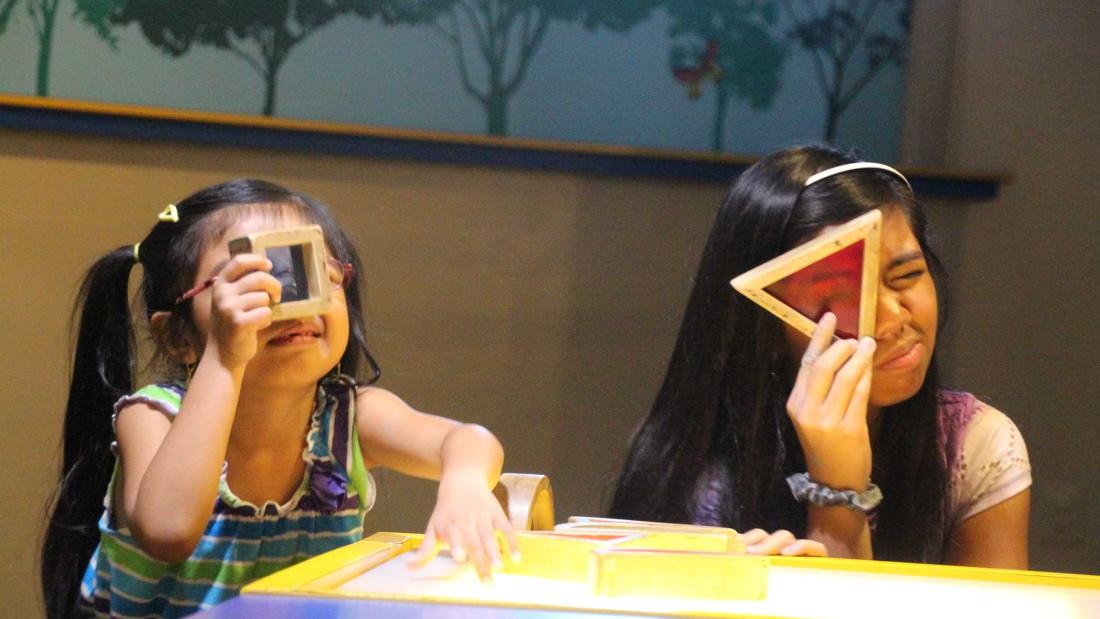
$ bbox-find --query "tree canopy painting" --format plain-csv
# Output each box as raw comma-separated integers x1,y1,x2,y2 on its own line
388,0,659,135
0,0,911,160
111,0,391,116
780,0,909,142
4,0,123,96
0,1,18,35
667,0,787,152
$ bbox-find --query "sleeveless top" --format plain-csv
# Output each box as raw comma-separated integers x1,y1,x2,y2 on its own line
79,375,374,618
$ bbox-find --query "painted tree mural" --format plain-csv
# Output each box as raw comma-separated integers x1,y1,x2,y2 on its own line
111,1,391,116
0,1,18,34
389,0,658,136
667,0,786,153
3,0,124,96
780,0,910,142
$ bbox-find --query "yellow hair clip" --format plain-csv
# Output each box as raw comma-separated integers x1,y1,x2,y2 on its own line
158,203,180,223
132,242,141,264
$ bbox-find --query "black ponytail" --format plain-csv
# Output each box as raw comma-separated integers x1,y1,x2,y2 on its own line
43,246,137,618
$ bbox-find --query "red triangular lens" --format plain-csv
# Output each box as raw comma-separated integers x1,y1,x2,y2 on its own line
765,241,864,339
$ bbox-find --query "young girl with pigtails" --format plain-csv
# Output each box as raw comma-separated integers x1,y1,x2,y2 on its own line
42,179,518,618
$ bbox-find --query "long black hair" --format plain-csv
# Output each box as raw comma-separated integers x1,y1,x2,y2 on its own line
609,145,950,563
41,179,381,617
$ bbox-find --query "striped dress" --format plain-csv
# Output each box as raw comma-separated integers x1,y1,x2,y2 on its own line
80,375,374,618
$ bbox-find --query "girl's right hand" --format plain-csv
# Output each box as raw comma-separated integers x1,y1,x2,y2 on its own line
206,254,282,365
786,312,877,491
742,529,828,557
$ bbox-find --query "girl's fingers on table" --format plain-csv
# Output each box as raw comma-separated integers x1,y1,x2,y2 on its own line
745,529,797,555
741,528,770,546
494,511,521,561
478,518,503,569
779,539,829,557
462,522,492,581
406,528,440,569
447,527,468,563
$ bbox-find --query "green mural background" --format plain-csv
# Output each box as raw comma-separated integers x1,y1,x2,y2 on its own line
0,0,911,160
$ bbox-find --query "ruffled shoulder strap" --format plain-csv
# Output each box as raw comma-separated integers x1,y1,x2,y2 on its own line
114,383,185,418
319,375,375,515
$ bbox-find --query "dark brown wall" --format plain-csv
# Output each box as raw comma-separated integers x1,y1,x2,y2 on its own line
901,0,1100,574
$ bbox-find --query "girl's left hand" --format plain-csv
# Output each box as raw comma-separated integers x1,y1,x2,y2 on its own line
742,528,828,557
406,473,519,582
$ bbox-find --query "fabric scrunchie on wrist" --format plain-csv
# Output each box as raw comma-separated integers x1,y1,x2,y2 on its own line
786,472,882,513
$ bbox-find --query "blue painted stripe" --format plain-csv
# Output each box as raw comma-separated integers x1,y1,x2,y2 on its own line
0,101,1002,198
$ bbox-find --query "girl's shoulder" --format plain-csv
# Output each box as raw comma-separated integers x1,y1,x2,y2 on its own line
941,391,1031,526
937,390,979,429
114,382,187,420
958,397,1029,470
353,384,412,414
937,390,1026,447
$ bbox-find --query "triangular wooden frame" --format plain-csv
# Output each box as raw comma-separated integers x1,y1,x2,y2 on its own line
731,209,882,338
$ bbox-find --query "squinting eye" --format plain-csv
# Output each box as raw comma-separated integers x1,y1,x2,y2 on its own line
891,269,925,285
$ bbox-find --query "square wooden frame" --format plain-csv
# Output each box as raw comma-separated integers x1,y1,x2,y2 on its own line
730,209,882,338
228,224,332,321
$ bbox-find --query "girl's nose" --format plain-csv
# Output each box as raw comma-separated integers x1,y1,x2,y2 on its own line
875,288,911,340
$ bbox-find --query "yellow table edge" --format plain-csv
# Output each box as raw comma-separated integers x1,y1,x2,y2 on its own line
244,532,423,594
767,556,1100,591
244,531,1100,598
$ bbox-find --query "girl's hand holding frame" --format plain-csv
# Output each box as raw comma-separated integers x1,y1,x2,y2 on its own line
786,313,876,492
205,253,281,366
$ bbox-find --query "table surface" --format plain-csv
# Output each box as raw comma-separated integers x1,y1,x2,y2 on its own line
196,553,1100,619
193,531,1100,619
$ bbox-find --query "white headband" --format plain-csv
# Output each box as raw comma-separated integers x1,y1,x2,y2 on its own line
804,162,912,191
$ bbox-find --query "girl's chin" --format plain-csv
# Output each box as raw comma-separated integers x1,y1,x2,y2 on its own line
869,380,925,408
243,358,334,384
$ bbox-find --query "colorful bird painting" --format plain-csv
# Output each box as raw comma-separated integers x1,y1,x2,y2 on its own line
673,39,723,99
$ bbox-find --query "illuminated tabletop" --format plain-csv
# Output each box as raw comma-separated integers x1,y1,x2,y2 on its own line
194,520,1100,618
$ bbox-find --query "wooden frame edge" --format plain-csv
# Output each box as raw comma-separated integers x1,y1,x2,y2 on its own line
731,210,882,338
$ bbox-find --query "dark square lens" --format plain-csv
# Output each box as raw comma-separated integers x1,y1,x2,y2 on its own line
267,245,310,303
